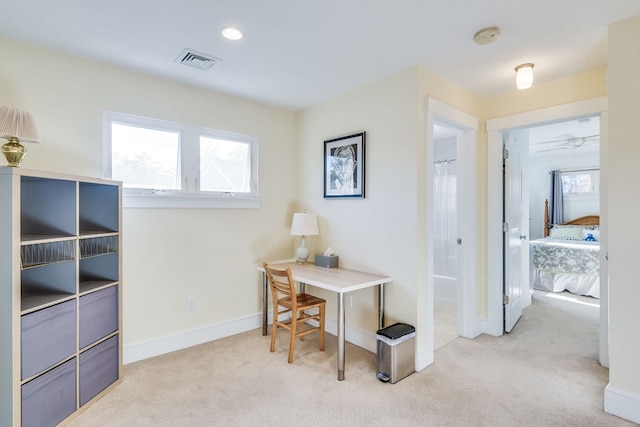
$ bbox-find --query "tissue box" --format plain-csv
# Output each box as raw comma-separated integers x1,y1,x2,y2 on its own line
314,255,339,268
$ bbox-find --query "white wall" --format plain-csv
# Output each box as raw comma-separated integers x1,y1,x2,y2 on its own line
605,15,640,423
0,37,297,357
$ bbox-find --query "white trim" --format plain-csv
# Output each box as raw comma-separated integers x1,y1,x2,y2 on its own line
424,97,481,372
415,345,433,371
484,97,609,337
323,317,376,353
604,384,640,424
486,97,608,131
123,313,264,364
123,311,378,365
123,193,261,209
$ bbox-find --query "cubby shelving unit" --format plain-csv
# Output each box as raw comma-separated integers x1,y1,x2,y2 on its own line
0,167,122,427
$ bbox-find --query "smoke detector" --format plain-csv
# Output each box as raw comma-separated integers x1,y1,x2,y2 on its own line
473,27,500,45
175,48,222,71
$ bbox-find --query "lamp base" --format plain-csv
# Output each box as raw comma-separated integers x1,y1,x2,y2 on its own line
295,246,310,264
2,140,27,167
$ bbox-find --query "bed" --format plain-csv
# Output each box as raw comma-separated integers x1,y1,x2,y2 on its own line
530,200,600,298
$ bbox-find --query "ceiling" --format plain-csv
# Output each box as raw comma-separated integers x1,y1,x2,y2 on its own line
0,1,638,112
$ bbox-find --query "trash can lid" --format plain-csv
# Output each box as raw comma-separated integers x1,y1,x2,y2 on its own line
376,323,415,340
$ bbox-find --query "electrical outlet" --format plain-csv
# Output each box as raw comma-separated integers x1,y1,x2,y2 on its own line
346,294,353,308
187,298,195,312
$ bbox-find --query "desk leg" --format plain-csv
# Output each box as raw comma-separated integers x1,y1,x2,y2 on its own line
337,293,345,381
262,272,268,336
378,283,385,330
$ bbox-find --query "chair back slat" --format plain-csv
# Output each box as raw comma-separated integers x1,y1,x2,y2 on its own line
263,263,297,309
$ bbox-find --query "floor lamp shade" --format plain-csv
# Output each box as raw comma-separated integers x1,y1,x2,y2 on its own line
290,212,319,263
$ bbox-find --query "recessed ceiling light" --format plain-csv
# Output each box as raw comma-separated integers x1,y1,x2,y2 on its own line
221,27,243,41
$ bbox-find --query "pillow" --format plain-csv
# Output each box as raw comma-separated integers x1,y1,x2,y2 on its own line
549,226,584,240
582,228,600,241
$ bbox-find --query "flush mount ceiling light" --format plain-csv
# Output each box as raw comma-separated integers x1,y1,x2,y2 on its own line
515,63,535,89
221,26,243,41
473,26,500,45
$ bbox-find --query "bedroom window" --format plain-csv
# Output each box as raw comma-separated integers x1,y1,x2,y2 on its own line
561,170,599,194
103,111,259,208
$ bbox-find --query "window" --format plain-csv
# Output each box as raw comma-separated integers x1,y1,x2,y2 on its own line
561,170,599,194
104,111,259,208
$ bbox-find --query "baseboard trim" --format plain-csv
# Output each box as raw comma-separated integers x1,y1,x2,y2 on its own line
123,313,263,364
123,312,379,364
604,384,640,424
323,317,376,353
416,347,433,371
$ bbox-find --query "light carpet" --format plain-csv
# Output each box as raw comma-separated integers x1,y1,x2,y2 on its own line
66,291,635,427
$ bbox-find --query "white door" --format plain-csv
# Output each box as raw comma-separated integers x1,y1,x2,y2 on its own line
504,130,531,332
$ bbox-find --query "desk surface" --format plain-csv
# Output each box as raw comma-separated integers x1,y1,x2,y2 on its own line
259,261,392,293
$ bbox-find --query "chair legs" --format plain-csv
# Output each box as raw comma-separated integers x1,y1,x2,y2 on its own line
319,304,325,351
287,316,297,363
271,306,326,363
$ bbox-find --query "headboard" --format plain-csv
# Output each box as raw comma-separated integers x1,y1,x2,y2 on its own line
543,199,600,237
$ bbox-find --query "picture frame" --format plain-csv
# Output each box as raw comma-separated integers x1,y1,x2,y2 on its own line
324,131,365,198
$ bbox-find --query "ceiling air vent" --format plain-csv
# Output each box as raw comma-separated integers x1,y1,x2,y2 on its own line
175,48,221,71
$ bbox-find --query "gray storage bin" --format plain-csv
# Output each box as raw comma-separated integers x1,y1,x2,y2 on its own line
21,358,76,427
79,286,118,348
80,335,119,406
376,323,416,384
21,300,76,379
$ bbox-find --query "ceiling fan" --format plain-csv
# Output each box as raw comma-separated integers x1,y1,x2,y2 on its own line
532,134,599,153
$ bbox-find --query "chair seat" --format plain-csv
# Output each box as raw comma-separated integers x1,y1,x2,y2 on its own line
279,293,325,309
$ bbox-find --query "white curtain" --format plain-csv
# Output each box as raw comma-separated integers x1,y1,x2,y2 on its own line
433,160,457,277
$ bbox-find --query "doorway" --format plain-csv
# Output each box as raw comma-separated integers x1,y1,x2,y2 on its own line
422,97,479,370
433,124,459,349
485,97,609,366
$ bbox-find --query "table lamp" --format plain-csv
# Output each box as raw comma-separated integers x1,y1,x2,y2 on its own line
290,212,319,264
0,106,40,167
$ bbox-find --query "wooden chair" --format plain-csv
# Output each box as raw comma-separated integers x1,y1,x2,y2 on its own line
263,263,326,363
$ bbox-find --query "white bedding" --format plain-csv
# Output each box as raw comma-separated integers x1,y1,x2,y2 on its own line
530,238,600,298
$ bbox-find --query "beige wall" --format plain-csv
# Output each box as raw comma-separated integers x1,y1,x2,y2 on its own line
0,37,297,344
295,66,482,354
295,66,423,333
607,15,640,400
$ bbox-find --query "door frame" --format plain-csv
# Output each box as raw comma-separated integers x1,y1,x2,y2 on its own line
485,97,609,365
420,97,479,370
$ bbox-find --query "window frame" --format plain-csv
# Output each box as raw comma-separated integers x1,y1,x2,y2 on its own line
560,169,599,201
103,111,260,209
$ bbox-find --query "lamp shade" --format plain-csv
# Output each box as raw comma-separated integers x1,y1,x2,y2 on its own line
515,63,534,90
290,212,319,236
0,106,40,143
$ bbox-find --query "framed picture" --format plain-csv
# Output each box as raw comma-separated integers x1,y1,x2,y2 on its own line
324,131,365,198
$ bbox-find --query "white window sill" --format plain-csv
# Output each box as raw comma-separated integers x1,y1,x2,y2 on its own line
123,193,261,209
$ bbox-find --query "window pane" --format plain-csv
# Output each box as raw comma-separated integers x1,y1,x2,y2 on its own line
561,172,597,194
200,136,250,192
112,123,180,190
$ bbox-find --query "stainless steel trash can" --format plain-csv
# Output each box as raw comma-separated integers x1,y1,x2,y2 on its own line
376,323,415,383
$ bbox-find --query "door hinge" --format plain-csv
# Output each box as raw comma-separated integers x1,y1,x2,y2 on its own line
503,222,509,232
503,147,509,160
503,295,509,305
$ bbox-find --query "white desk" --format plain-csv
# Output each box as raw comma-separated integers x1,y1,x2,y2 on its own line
258,261,392,381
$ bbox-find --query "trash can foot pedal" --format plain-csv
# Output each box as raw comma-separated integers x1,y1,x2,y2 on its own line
376,372,390,382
